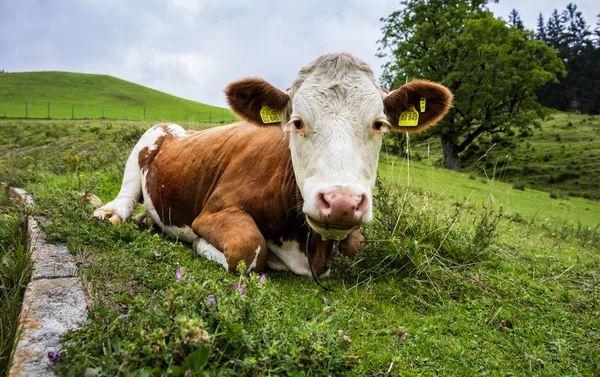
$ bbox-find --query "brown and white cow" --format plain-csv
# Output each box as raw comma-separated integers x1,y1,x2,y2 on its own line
93,53,452,277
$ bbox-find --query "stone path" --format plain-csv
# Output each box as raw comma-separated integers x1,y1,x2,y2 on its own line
6,187,88,377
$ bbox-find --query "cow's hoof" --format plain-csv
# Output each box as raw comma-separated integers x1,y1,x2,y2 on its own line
132,211,155,226
109,214,123,224
92,208,123,224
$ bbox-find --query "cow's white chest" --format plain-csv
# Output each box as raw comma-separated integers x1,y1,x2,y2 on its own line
266,239,329,278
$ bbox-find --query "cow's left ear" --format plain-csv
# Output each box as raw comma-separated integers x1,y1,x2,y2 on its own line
383,80,453,133
225,78,290,126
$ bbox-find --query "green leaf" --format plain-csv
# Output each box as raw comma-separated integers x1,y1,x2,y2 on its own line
182,345,210,372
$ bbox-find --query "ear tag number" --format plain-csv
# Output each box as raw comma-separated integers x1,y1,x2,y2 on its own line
260,105,281,124
420,97,426,112
398,105,419,127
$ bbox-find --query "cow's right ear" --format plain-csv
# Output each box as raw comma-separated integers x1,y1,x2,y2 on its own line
225,78,290,126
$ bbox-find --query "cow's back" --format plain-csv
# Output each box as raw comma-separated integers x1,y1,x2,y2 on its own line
142,122,299,237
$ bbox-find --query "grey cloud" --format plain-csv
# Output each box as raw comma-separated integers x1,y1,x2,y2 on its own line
1,0,597,107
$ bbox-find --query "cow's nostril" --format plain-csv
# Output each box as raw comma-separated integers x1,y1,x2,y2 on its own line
317,193,330,210
356,194,368,217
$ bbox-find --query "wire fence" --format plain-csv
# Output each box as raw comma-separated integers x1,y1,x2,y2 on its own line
0,101,237,123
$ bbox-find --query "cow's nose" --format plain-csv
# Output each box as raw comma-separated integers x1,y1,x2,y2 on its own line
316,189,368,226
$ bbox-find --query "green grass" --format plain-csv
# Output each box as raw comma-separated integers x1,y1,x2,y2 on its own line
445,112,600,200
0,71,237,122
0,204,31,376
378,153,600,229
1,119,599,376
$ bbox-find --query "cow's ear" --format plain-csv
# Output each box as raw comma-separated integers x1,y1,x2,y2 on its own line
383,80,453,133
225,78,290,126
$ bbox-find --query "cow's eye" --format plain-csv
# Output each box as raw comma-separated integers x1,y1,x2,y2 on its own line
293,119,303,130
372,121,384,131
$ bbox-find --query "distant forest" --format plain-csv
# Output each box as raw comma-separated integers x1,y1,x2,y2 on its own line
529,4,599,114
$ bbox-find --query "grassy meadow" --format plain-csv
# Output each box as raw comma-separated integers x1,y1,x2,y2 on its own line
0,118,599,376
0,72,237,122
404,112,600,201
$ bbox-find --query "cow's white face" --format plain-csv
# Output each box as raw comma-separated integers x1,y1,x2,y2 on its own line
226,53,453,240
286,68,385,240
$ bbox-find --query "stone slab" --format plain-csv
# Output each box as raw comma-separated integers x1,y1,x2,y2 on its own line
9,278,88,377
27,217,78,280
5,187,89,377
8,187,35,207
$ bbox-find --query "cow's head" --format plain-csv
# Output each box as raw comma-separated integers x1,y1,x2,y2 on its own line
226,53,452,240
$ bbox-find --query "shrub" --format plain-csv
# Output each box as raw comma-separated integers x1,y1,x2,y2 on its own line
512,182,526,191
334,179,502,280
549,191,567,200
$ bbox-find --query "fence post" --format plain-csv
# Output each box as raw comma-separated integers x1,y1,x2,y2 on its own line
209,109,211,123
72,104,74,119
4,102,6,118
47,101,50,119
143,107,146,121
221,109,224,123
25,101,28,118
102,105,104,118
85,104,88,119
124,107,126,120
185,112,188,121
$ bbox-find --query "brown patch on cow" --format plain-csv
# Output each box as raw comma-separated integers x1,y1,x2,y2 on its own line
384,79,453,133
225,78,290,126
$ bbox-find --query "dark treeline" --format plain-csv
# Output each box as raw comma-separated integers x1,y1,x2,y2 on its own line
533,4,600,114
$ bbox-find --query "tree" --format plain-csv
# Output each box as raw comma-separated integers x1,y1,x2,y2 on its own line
562,3,592,56
378,0,564,170
536,13,547,41
536,4,598,114
508,8,525,31
595,14,600,46
546,9,566,52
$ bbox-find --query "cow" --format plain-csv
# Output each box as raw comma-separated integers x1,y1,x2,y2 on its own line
92,52,452,278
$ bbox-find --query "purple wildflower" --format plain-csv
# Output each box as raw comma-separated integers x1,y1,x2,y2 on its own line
234,283,247,294
153,250,159,257
207,295,216,305
259,274,267,283
47,351,61,361
176,268,183,281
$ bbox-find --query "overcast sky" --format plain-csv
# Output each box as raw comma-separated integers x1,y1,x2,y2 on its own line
1,0,597,107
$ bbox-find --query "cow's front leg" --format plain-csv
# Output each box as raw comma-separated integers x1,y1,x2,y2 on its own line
191,208,267,273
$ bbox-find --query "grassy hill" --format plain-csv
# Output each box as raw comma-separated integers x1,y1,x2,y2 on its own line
460,112,600,200
397,112,600,201
0,71,236,122
378,153,599,228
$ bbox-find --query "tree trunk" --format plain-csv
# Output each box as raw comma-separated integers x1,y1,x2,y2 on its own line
441,134,459,170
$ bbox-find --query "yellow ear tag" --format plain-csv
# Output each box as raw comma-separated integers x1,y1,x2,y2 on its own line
420,97,426,112
398,105,419,127
260,104,281,124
